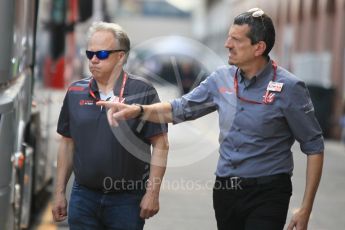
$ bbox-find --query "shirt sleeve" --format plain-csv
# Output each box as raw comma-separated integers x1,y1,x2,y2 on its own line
57,92,71,137
170,75,217,124
141,86,168,139
283,80,324,154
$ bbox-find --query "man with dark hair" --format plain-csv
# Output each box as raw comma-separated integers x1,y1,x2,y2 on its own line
52,22,169,230
98,8,324,230
233,8,275,57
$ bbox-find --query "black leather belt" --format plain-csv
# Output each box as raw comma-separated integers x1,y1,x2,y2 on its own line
215,173,290,190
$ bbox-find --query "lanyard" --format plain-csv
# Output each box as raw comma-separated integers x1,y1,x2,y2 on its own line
118,72,127,103
89,72,128,102
234,61,277,105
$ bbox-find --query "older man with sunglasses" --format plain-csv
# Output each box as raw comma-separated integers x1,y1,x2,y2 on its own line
52,22,169,230
98,8,324,230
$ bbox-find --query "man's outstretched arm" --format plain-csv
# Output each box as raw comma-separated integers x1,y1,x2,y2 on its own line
96,101,173,126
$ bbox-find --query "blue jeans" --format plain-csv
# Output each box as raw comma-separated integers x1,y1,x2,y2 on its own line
68,181,145,230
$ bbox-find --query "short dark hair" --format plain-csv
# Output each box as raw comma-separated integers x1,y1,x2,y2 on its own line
233,9,275,57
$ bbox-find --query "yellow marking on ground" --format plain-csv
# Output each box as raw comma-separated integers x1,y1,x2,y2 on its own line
36,203,57,230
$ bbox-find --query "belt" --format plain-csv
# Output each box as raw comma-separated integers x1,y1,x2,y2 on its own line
215,173,290,190
76,182,146,195
86,185,145,195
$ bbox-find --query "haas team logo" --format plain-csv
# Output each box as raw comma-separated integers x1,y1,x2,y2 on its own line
263,91,275,104
79,100,94,106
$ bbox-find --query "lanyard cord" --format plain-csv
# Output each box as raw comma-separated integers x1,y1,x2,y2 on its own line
234,61,277,105
118,72,127,103
89,72,128,102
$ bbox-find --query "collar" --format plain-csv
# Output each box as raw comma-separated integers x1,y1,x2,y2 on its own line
239,72,257,88
239,58,273,89
89,70,126,98
89,76,99,93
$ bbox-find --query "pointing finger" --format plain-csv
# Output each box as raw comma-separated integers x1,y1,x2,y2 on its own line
107,108,119,127
96,100,117,108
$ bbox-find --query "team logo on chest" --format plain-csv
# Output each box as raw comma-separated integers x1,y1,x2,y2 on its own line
262,81,284,104
262,91,276,104
79,99,94,106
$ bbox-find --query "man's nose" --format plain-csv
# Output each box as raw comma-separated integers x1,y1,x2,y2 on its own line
224,37,232,48
90,55,99,62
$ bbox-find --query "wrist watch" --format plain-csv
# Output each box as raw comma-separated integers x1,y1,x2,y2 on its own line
134,104,144,119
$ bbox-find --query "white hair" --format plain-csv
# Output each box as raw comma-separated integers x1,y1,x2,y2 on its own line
87,21,130,53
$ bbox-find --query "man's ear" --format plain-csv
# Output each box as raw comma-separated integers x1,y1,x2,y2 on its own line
254,41,267,57
119,51,126,59
118,51,127,64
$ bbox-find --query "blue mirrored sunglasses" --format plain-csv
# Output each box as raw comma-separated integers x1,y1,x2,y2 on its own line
85,49,125,60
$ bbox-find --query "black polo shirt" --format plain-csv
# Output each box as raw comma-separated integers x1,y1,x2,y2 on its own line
57,71,168,191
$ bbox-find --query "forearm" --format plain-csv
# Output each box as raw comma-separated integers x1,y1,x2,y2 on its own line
147,134,169,194
300,153,324,213
147,166,166,195
139,102,173,124
55,137,74,195
97,100,174,126
139,134,168,219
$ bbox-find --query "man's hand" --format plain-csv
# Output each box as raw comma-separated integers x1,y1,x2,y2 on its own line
139,191,160,219
96,101,140,126
287,208,310,230
52,193,68,222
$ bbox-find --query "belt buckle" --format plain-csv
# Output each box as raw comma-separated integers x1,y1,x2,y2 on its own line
229,177,242,190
